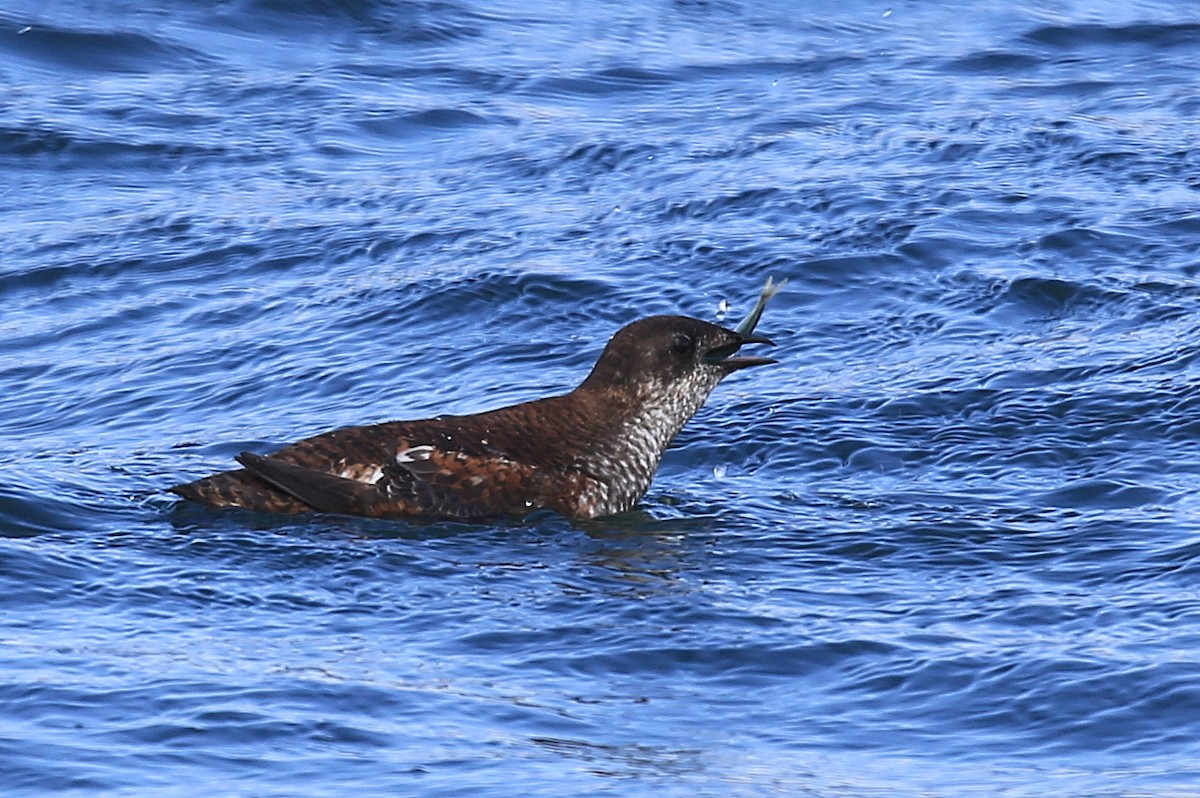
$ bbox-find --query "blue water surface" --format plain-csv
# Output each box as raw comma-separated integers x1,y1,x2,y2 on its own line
3,0,1200,795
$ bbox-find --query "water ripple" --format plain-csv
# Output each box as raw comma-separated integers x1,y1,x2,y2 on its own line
4,0,1200,795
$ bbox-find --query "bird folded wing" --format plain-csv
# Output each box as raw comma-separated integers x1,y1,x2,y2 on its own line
236,452,390,516
237,444,585,519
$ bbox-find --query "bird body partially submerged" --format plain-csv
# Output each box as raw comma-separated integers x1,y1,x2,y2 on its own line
171,311,778,521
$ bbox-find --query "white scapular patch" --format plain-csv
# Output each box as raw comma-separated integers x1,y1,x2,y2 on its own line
396,445,435,464
339,465,385,484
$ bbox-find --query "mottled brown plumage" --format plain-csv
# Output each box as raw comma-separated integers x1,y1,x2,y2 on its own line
170,315,775,520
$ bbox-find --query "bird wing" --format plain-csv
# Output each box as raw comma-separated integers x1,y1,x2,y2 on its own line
235,452,389,516
237,442,587,519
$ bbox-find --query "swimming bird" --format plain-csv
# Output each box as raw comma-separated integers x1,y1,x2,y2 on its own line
170,314,777,521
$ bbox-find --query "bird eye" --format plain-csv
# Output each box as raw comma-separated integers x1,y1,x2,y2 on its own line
671,333,694,355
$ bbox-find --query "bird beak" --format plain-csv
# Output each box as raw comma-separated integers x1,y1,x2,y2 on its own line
704,331,777,370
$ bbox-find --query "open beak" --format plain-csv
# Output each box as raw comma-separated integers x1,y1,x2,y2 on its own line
703,331,777,371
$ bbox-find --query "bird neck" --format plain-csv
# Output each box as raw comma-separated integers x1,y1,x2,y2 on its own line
564,373,721,515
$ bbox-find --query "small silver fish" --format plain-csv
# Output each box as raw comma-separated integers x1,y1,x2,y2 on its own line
735,276,787,336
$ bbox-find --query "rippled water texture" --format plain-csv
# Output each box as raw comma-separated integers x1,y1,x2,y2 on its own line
3,1,1200,795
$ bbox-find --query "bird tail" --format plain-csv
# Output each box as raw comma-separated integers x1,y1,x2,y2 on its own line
170,467,313,514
